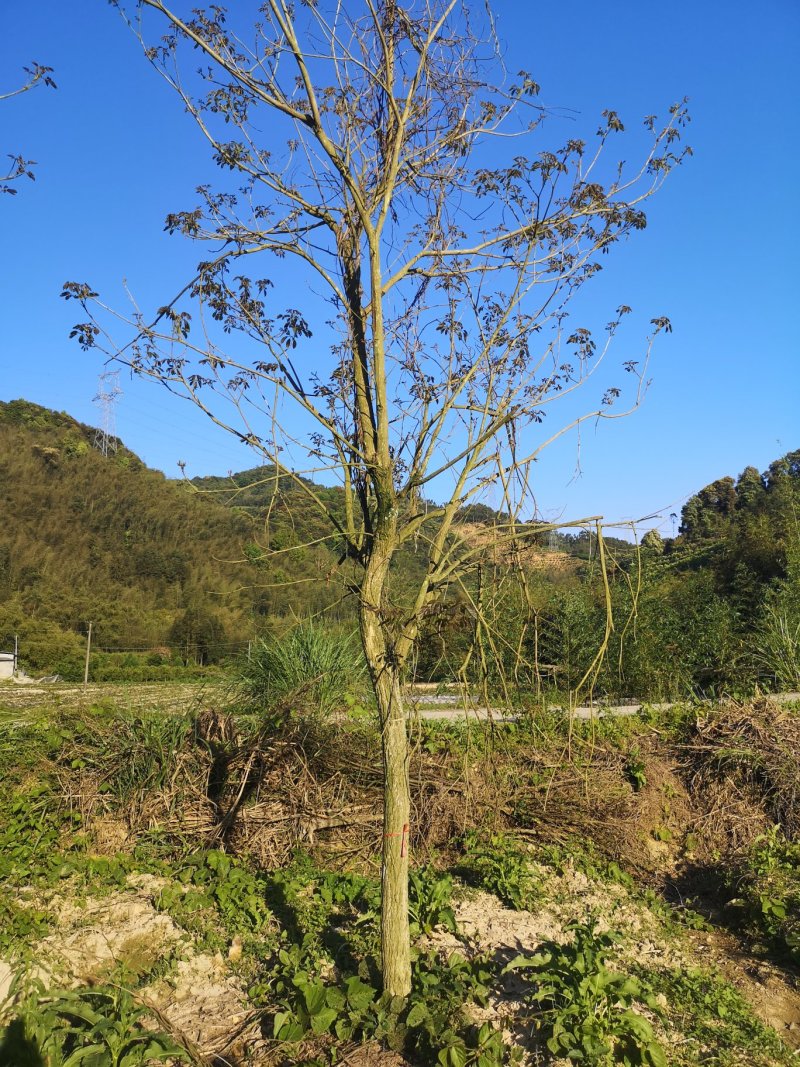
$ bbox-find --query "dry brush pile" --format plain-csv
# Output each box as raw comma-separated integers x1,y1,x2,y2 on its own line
679,700,800,849
60,707,663,876
55,697,800,912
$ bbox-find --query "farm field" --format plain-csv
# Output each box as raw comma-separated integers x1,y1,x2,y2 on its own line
1,682,799,1066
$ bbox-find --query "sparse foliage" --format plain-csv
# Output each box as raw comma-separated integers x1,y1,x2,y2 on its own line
1,62,56,195
64,0,690,994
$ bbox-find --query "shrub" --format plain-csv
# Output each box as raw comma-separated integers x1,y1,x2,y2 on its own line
237,623,366,716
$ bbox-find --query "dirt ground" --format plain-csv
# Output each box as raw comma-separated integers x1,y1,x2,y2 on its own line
3,857,798,1065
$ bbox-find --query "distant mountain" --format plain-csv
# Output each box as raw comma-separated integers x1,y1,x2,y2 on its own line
0,400,345,674
0,398,626,674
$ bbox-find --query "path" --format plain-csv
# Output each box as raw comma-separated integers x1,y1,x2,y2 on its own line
406,689,800,722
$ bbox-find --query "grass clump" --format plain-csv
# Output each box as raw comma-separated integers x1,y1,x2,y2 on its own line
237,623,366,717
753,605,800,690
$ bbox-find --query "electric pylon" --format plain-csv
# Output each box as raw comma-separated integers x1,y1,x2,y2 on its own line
93,371,122,456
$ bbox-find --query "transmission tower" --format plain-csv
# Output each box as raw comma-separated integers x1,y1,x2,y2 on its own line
93,371,122,456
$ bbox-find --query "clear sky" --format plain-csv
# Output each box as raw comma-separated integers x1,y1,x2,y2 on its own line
1,1,798,536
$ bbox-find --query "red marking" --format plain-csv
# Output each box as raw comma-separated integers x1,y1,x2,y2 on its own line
384,824,410,858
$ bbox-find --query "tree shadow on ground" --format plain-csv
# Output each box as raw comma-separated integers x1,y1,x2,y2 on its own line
665,858,800,974
0,1018,45,1067
264,874,380,984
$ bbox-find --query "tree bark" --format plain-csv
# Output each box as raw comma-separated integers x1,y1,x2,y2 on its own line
360,545,411,998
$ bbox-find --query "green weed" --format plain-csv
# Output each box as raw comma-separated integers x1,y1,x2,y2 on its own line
459,833,538,910
0,978,192,1066
409,866,457,937
642,966,792,1066
0,786,81,886
725,826,800,962
263,854,381,963
0,898,52,955
146,849,277,958
753,605,800,690
264,938,513,1065
504,919,666,1067
624,748,648,791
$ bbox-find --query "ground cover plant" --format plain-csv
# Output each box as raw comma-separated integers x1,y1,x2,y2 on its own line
1,686,799,1065
0,981,191,1067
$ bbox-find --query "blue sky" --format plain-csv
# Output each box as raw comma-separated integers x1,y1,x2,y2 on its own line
1,0,798,536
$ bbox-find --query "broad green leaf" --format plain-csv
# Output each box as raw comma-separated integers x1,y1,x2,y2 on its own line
647,1042,668,1067
502,951,551,972
325,986,346,1012
62,1045,106,1066
310,1006,339,1034
406,1001,429,1028
438,1044,468,1067
345,976,377,1011
303,981,326,1017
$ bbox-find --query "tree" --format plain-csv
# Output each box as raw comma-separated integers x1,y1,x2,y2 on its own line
64,0,689,995
735,465,765,512
680,476,736,542
2,62,56,195
641,529,664,555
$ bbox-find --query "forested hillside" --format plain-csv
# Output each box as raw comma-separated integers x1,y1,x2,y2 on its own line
1,398,796,692
511,449,800,698
0,401,344,676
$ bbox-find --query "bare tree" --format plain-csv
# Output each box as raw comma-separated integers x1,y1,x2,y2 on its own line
2,62,56,195
64,0,690,995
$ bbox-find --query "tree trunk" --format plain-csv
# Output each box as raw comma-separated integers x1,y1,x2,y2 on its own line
377,659,411,997
360,558,411,998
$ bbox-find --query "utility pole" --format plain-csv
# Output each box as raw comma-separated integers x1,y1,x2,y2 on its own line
83,622,93,688
13,634,18,678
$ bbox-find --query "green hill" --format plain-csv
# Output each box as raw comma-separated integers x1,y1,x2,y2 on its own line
0,400,345,676
2,397,795,692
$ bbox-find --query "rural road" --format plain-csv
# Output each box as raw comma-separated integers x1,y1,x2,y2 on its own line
1,681,797,725
408,691,800,723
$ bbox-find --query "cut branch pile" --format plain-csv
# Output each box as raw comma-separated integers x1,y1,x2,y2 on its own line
69,708,652,872
679,699,800,852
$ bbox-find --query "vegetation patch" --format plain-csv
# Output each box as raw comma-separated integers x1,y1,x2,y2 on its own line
2,692,798,1065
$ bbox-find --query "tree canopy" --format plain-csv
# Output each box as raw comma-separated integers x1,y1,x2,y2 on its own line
64,0,691,995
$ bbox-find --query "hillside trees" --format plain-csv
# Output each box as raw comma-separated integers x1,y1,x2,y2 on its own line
64,0,690,995
588,451,800,697
0,401,297,660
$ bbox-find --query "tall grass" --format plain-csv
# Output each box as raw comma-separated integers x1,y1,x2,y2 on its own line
753,606,800,690
237,624,366,717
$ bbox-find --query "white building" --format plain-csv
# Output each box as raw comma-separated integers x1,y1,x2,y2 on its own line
0,651,16,679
